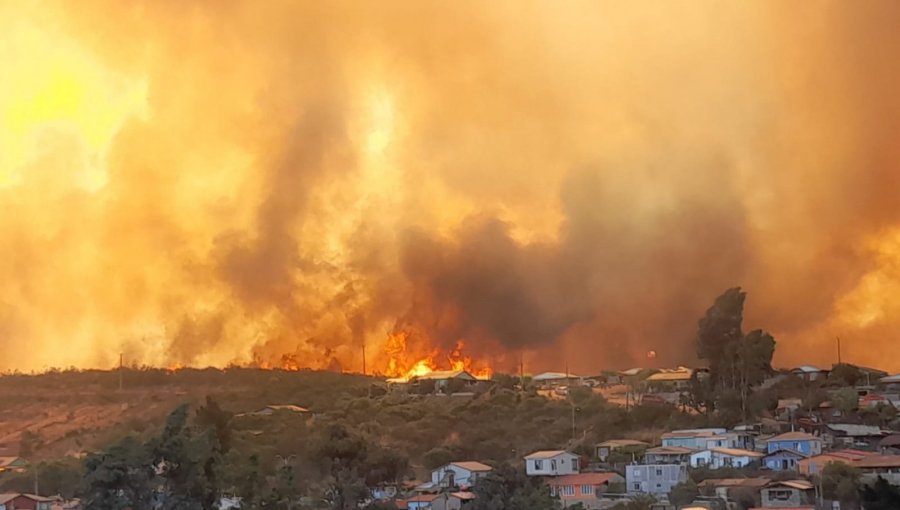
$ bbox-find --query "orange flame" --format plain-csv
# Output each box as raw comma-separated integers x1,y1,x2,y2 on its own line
384,333,493,381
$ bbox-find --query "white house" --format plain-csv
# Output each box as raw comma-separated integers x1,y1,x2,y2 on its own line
689,447,764,469
431,461,492,488
524,450,580,476
661,428,727,449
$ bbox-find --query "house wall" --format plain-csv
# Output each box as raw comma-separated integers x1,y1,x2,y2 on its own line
626,464,686,495
690,451,755,469
4,497,51,510
430,496,463,510
431,465,482,487
526,454,579,476
767,439,822,456
764,453,803,471
761,488,809,507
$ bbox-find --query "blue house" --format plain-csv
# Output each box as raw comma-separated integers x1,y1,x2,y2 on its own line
763,448,807,471
766,431,823,456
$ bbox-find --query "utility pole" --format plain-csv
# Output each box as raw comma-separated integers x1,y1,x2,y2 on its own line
361,337,367,376
519,351,525,391
836,336,842,364
118,352,124,392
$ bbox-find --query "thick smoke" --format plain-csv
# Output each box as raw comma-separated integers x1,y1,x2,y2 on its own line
0,1,898,372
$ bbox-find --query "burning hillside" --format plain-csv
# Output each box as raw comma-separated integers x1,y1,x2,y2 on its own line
1,2,899,372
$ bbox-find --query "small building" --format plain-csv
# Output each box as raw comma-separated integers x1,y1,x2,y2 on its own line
697,478,770,507
546,472,624,509
531,372,583,388
759,479,815,508
879,434,900,454
824,424,887,449
430,462,492,489
249,405,310,416
855,454,900,485
0,494,54,510
596,440,649,462
765,432,823,457
798,449,873,475
646,367,694,392
524,450,579,476
689,447,763,469
644,446,693,465
0,458,28,473
410,370,479,393
661,429,726,449
791,365,829,381
763,449,807,471
626,463,687,496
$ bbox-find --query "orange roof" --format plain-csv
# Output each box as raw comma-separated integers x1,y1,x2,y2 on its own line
855,455,900,468
647,446,694,455
449,461,492,472
707,447,764,458
768,431,820,442
545,473,621,486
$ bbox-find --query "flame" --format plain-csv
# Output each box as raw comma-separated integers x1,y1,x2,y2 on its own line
383,333,493,381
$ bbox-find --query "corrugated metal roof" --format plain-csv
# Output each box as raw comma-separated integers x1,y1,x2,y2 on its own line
525,450,573,459
826,424,886,437
449,461,492,472
767,431,820,442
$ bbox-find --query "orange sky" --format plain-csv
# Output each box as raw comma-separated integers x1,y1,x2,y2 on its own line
0,1,898,373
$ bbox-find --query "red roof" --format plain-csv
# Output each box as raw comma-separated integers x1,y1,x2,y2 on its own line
545,473,621,486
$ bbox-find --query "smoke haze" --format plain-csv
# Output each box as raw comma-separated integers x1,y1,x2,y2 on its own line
0,1,898,372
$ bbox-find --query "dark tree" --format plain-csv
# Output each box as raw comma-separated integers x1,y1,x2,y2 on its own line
860,476,900,510
82,436,154,510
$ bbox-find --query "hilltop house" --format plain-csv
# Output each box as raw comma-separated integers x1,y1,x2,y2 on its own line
409,370,479,393
661,429,727,449
0,458,28,473
547,473,624,509
825,424,887,449
626,462,687,496
524,451,579,476
791,365,829,381
532,372,582,388
689,447,763,469
644,446,692,465
646,368,694,392
430,462,492,489
596,439,649,462
760,479,815,508
764,449,807,471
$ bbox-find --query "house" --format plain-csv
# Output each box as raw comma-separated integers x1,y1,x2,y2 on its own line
249,405,309,416
405,494,439,510
791,365,829,381
0,458,28,473
626,463,687,496
661,428,726,449
596,440,649,462
546,472,624,509
775,399,802,421
689,447,763,469
0,494,54,510
410,370,479,393
766,432,823,457
532,372,583,388
760,479,815,508
646,367,693,392
763,449,807,471
824,424,886,449
524,451,579,476
798,449,873,475
854,454,900,485
644,446,693,465
697,478,770,507
430,462,492,489
403,492,474,510
879,434,900,454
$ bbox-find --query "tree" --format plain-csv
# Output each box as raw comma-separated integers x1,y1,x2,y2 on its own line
830,363,863,387
695,288,776,418
423,447,454,470
669,480,699,506
471,465,560,510
832,387,860,415
820,462,861,509
859,476,900,510
82,436,154,510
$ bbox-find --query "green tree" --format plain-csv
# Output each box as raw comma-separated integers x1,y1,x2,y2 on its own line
471,465,560,510
832,387,860,415
669,480,699,506
860,476,900,510
820,462,861,509
830,363,863,387
82,436,154,510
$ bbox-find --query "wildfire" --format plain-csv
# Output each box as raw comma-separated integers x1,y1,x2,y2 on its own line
384,332,493,381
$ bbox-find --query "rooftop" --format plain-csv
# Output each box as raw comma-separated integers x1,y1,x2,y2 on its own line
545,473,621,486
448,461,492,472
411,370,476,381
647,368,693,382
767,480,814,490
698,478,771,489
532,372,581,381
767,431,820,442
706,447,764,458
525,450,572,459
826,424,886,437
647,446,694,455
855,455,900,469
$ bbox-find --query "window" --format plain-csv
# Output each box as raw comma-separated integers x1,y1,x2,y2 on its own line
550,486,557,496
571,458,579,471
534,460,543,470
631,468,641,478
795,442,802,450
581,485,593,496
655,468,663,476
632,483,641,491
723,457,733,467
697,457,707,466
770,489,791,501
551,459,557,471
561,485,575,496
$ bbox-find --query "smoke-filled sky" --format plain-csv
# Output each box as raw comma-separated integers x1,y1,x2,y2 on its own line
1,1,898,373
